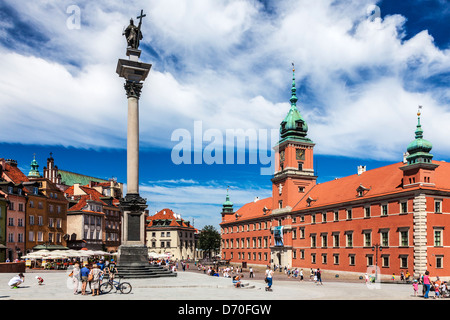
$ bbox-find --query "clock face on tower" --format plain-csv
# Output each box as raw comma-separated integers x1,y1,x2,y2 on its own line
296,148,305,160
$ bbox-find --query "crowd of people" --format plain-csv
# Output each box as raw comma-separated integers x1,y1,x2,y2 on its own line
68,259,117,296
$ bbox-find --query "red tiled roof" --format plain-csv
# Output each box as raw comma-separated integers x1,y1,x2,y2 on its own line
293,160,450,210
147,208,195,229
227,160,450,222
229,197,272,222
3,162,29,184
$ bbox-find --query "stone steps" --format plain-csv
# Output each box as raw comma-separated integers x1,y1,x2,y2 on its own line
116,265,177,279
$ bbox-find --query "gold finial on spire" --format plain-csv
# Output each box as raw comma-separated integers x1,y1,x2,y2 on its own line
292,62,295,72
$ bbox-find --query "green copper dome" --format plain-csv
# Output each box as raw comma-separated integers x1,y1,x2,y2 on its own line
28,155,40,178
223,191,233,207
221,188,234,215
405,111,433,165
279,65,312,144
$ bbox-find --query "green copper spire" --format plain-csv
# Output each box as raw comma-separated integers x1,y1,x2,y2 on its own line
290,63,298,107
221,187,234,215
28,154,41,178
278,63,312,144
405,107,433,165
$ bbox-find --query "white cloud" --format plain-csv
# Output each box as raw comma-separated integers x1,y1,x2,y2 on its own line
139,180,271,229
0,0,449,161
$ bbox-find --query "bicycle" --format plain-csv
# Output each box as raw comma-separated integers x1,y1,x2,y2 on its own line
100,276,132,294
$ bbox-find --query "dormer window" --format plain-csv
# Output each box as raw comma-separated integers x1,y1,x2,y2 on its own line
306,196,317,207
356,184,371,197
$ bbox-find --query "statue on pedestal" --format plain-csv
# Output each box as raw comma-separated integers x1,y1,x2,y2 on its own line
122,10,146,49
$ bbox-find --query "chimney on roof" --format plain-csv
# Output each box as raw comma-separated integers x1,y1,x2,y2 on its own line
357,165,366,175
254,196,259,202
403,152,409,164
5,159,18,167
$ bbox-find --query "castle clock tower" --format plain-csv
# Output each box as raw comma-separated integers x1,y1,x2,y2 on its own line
272,65,317,212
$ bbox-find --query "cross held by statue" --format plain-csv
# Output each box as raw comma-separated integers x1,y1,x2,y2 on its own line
137,9,146,27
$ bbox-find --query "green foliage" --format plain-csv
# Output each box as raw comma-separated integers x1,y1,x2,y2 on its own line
198,225,221,258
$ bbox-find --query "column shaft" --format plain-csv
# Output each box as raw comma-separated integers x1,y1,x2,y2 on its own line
127,96,139,195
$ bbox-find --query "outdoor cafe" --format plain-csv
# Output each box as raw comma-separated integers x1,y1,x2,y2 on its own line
20,249,116,270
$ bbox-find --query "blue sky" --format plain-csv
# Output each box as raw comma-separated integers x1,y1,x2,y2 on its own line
0,0,449,229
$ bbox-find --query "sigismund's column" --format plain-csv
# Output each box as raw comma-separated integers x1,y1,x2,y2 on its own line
116,12,152,268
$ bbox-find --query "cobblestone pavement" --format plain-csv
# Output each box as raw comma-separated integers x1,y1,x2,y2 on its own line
0,268,427,301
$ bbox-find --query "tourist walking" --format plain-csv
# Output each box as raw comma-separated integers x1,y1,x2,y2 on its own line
89,264,103,296
423,271,431,298
265,266,274,291
71,263,81,295
316,268,323,285
299,269,304,281
80,264,90,295
412,280,419,296
249,267,254,278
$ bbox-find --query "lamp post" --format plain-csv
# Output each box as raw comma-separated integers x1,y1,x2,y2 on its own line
372,243,382,280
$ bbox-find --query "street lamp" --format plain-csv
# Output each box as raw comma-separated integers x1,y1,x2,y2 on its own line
372,244,382,280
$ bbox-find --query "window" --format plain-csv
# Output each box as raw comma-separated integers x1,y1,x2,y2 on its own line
38,216,43,226
29,231,34,242
311,253,316,264
333,254,339,265
278,200,283,209
435,200,442,213
322,253,327,264
400,202,408,214
349,254,355,266
436,256,444,269
321,234,328,248
311,234,316,248
334,211,339,221
346,232,353,247
434,228,443,247
298,187,305,193
382,255,390,267
381,231,389,247
400,256,408,268
364,232,371,247
298,162,303,171
367,255,373,266
311,214,316,224
346,209,352,220
322,213,327,223
400,230,409,247
381,204,388,216
29,215,35,225
333,233,340,247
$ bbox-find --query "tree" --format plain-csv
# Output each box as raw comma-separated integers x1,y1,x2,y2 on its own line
198,225,221,260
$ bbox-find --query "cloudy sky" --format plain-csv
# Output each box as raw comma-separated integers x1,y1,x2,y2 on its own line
0,0,449,229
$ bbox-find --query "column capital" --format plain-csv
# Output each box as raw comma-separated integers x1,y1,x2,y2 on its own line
124,80,143,99
120,193,148,213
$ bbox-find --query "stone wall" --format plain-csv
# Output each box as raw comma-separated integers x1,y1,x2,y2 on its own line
0,262,26,273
